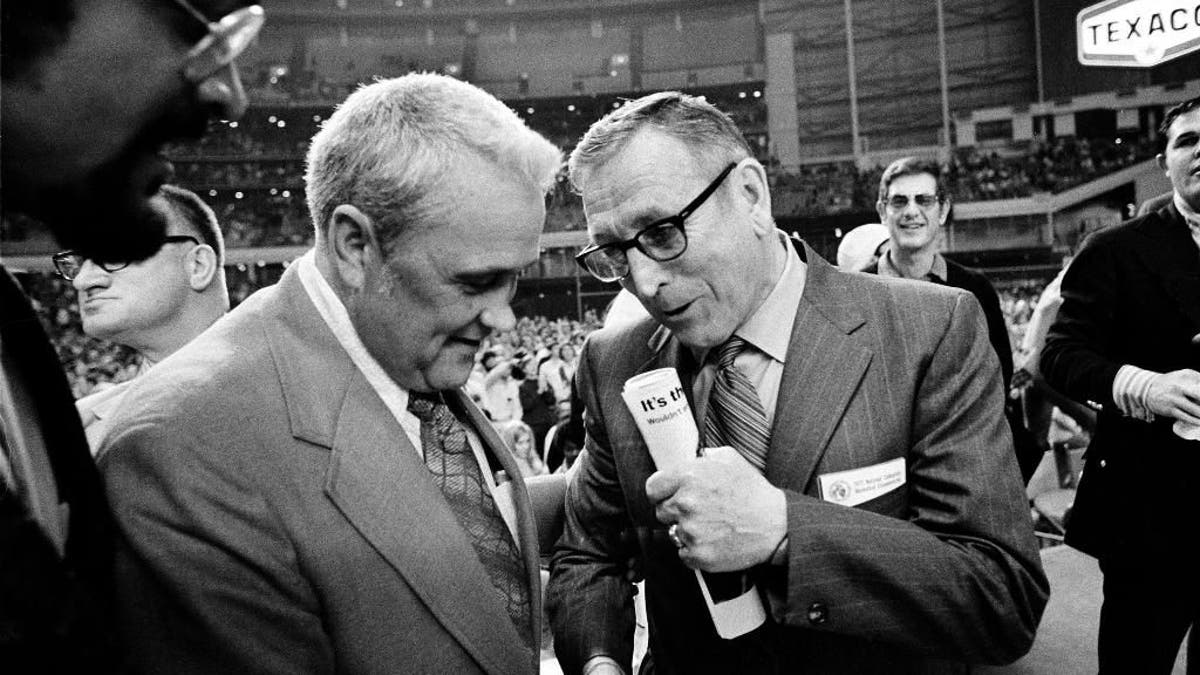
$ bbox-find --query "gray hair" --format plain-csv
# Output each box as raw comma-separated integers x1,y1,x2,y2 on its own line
568,91,752,193
305,72,561,253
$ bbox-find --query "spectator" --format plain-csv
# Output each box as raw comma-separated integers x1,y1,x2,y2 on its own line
57,186,229,453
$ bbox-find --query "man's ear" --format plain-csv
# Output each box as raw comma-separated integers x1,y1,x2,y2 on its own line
736,160,774,236
1157,152,1168,175
938,198,952,227
327,204,376,291
186,244,219,292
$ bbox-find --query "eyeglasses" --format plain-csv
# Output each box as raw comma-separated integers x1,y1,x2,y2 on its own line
173,0,265,85
575,162,737,283
884,193,943,211
52,236,201,281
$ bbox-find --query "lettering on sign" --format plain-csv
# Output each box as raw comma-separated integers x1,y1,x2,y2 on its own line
1077,0,1200,67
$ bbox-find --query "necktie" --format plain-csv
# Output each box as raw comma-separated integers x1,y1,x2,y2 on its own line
407,392,533,648
704,336,770,473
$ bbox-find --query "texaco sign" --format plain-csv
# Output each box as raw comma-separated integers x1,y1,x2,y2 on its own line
1077,0,1200,67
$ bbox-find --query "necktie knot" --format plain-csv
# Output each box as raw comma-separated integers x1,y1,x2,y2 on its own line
406,391,444,421
715,336,748,369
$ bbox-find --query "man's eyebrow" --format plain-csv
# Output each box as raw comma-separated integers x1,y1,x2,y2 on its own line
1173,131,1198,144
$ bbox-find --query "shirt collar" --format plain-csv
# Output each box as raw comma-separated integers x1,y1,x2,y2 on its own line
878,248,947,283
295,250,412,425
1174,192,1200,231
729,230,805,363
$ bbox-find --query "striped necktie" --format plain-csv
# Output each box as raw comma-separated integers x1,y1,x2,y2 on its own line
704,336,770,473
407,391,533,649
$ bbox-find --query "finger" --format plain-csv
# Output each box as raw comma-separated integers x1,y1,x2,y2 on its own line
645,468,683,503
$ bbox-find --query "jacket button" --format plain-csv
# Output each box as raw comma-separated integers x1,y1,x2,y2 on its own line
806,602,828,625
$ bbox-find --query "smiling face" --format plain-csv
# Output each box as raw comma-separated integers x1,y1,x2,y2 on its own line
1,0,251,262
876,172,948,255
580,129,777,350
346,154,545,393
1158,106,1200,212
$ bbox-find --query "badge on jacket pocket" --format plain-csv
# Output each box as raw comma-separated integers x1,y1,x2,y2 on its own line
817,458,906,507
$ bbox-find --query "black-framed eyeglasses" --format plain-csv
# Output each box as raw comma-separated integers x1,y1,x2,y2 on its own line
575,162,737,283
884,193,943,211
173,0,265,85
52,236,201,281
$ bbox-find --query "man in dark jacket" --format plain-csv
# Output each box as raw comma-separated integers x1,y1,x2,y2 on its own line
1042,94,1200,675
1,1,262,665
864,157,1040,481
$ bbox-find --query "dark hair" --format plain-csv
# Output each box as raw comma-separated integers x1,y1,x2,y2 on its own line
159,185,225,265
877,157,948,205
1,1,75,81
1159,95,1200,153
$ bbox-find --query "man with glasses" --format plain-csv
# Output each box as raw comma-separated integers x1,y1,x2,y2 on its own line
55,186,229,453
864,157,1040,482
1,0,262,664
546,92,1046,674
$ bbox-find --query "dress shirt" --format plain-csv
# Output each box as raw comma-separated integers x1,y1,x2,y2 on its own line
1111,194,1200,421
296,251,519,541
876,248,948,283
693,230,806,431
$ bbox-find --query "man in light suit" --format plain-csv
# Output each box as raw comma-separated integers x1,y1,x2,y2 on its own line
99,73,562,673
1042,94,1200,674
546,91,1047,674
55,185,229,452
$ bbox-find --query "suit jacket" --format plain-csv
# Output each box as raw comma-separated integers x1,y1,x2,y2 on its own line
547,242,1047,675
864,257,1042,481
99,262,543,674
76,378,134,454
0,266,117,669
1041,202,1200,561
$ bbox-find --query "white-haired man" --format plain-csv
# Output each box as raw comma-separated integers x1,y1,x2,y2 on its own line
100,73,561,673
54,185,229,452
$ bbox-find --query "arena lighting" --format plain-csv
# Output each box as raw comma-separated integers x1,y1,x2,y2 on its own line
277,120,286,128
229,121,238,128
268,115,277,123
235,192,244,199
527,107,535,114
282,190,291,198
208,189,218,197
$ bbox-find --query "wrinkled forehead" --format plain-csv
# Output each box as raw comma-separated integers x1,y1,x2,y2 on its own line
885,172,939,197
580,133,705,240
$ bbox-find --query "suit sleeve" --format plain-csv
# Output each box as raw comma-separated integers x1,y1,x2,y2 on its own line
545,337,638,675
1041,237,1124,410
776,292,1048,664
100,416,334,674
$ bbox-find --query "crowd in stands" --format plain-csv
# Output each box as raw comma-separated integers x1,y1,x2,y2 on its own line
21,265,1048,433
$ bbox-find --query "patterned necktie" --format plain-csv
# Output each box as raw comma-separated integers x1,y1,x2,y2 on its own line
406,391,533,649
704,336,771,473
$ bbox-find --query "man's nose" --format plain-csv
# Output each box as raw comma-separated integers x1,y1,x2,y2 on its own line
480,302,517,334
196,63,249,121
624,248,669,301
73,260,111,292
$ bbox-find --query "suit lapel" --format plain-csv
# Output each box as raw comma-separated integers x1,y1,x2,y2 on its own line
265,266,530,675
767,245,872,493
1139,205,1200,333
323,382,528,675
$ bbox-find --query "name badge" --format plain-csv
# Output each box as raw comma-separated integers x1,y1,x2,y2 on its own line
817,458,906,507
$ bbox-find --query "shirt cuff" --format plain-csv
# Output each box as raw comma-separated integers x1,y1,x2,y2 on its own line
1112,364,1159,422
